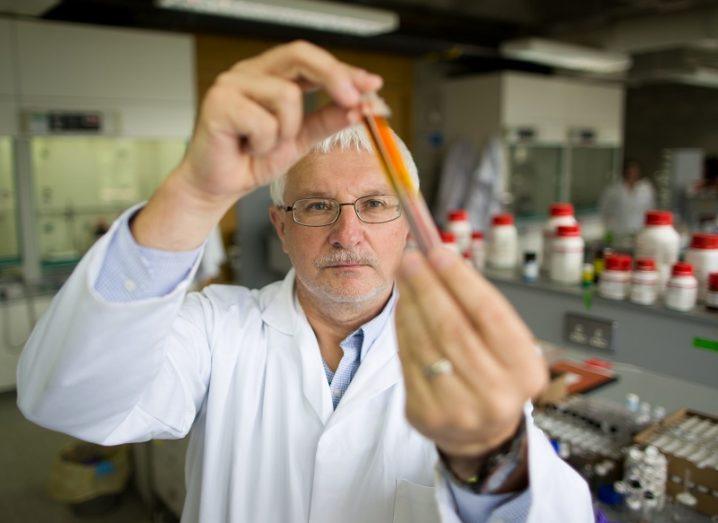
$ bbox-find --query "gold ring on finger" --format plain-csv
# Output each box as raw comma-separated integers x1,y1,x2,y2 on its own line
423,358,454,379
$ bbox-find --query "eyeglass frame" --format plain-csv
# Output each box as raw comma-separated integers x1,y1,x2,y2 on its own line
280,194,403,227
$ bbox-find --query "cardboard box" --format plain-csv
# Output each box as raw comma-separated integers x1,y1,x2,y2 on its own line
635,409,718,516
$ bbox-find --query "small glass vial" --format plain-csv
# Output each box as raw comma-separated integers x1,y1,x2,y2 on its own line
706,272,718,311
630,258,659,305
665,262,698,312
523,252,539,283
446,209,472,254
470,231,485,271
599,254,632,300
440,230,461,254
582,263,595,288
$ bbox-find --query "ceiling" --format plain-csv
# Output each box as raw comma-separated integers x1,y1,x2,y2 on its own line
2,0,718,81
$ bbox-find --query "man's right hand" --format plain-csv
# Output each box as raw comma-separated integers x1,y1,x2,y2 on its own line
131,41,382,251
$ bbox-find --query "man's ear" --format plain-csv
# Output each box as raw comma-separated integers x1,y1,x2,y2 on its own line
269,205,289,254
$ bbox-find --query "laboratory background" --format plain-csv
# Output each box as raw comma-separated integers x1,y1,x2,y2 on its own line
0,0,717,521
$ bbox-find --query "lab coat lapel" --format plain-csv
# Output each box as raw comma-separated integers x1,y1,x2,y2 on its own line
260,270,333,426
330,316,402,419
294,314,334,425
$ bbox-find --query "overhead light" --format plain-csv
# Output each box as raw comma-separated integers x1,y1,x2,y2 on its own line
501,38,632,74
156,0,399,36
635,66,718,88
0,0,60,16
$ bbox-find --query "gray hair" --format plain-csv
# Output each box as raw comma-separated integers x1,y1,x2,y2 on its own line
269,125,419,205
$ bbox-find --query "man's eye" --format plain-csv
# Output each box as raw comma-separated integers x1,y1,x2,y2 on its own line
364,199,387,208
306,201,331,211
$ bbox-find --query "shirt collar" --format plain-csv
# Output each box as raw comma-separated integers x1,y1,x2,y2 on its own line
294,285,398,362
345,286,397,362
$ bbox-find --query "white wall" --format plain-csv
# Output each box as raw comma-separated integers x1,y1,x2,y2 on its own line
0,19,18,135
0,17,196,138
502,72,624,144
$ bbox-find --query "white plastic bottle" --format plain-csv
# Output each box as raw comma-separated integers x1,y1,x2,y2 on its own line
488,214,518,270
630,258,659,305
684,233,718,302
599,254,632,300
542,203,577,273
470,231,485,270
446,209,472,254
706,273,718,311
665,262,698,312
549,224,584,285
635,210,680,291
440,231,461,254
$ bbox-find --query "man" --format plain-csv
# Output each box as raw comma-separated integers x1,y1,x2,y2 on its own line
18,42,591,522
600,158,656,244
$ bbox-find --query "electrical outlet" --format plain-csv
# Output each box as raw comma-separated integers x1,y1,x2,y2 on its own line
564,312,616,351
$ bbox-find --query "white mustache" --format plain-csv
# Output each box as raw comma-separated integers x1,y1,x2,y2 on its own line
314,250,377,269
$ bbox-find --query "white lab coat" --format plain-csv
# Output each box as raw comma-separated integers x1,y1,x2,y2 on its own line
17,215,593,523
600,179,656,237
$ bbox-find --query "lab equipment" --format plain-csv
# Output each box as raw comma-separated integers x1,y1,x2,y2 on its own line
634,210,680,292
361,94,441,254
706,272,718,311
629,258,659,306
635,409,718,516
487,213,518,269
685,233,718,302
665,262,698,312
446,209,472,254
599,254,632,300
542,203,577,273
470,231,486,271
522,252,538,283
440,231,460,254
549,224,584,285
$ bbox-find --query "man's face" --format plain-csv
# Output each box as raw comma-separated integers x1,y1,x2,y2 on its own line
269,148,410,305
624,163,641,184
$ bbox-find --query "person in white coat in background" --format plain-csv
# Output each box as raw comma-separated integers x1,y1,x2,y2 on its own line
17,41,592,522
600,158,656,246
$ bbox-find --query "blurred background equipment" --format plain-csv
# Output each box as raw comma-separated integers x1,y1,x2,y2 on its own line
1,0,718,521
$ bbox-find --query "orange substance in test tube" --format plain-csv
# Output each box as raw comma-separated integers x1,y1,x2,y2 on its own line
372,116,417,194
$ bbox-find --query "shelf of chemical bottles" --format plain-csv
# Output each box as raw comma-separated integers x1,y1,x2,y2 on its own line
482,267,717,327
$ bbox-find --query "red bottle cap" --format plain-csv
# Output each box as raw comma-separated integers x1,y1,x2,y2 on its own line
440,231,456,243
690,233,718,250
672,262,693,276
556,224,581,237
606,254,632,271
645,210,673,226
448,209,468,221
709,272,718,289
492,213,514,226
550,202,574,217
471,231,484,239
635,258,656,271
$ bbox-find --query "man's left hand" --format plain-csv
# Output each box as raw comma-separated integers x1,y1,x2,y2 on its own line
395,246,548,473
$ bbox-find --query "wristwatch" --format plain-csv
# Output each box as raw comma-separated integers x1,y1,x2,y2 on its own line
440,418,528,494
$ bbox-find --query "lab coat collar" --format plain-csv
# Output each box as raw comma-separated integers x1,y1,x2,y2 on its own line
259,269,298,336
259,269,403,426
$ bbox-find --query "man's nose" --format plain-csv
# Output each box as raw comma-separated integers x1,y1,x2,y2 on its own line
328,205,364,249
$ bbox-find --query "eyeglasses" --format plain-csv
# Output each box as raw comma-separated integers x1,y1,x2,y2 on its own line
282,195,402,227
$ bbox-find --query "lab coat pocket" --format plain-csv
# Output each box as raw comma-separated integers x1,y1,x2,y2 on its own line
393,479,440,523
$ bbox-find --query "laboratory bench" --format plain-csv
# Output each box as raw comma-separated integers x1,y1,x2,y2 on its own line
484,268,717,389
